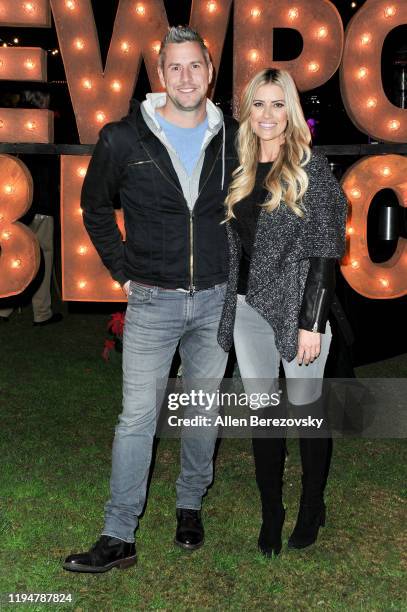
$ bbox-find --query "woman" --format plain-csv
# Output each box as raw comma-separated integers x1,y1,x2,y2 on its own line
218,68,347,556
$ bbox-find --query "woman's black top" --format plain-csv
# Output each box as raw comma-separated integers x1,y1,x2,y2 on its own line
230,161,273,294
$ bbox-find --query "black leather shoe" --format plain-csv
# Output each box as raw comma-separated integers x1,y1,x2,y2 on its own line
258,505,285,557
33,313,63,327
288,502,326,550
174,509,204,550
63,535,137,573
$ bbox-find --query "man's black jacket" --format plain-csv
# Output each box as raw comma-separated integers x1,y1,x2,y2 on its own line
81,100,238,290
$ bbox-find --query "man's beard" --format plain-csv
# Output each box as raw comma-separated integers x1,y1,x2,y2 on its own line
167,90,206,112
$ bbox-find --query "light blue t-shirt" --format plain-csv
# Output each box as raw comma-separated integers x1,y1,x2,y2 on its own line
155,112,208,176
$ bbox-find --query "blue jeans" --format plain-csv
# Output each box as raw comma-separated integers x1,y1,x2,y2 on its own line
102,281,228,543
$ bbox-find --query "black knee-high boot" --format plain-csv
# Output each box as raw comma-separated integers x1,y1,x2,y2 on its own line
252,435,286,556
288,435,333,549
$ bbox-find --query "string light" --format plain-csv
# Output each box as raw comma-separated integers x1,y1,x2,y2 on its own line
384,6,396,18
25,121,36,131
316,26,328,39
347,227,355,236
207,1,217,13
13,38,19,44
74,38,85,50
111,80,122,92
250,7,261,18
360,32,372,45
77,280,87,289
366,97,377,109
203,39,209,48
77,245,88,255
65,0,76,10
112,281,121,290
388,119,400,131
135,3,145,16
248,49,260,63
77,167,87,178
379,278,389,288
0,120,4,128
11,258,22,268
24,58,36,70
4,184,15,194
1,230,11,240
288,7,299,20
351,2,357,8
82,78,92,89
351,260,360,269
350,188,361,199
357,67,368,80
95,111,106,123
308,62,320,73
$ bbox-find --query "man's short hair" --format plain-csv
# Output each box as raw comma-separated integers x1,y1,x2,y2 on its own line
158,25,210,69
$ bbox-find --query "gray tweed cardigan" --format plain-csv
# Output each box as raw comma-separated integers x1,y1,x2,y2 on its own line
217,151,348,362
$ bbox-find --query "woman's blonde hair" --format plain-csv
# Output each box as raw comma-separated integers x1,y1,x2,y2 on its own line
225,68,311,220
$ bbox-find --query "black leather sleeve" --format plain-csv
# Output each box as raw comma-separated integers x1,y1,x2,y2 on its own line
298,258,336,333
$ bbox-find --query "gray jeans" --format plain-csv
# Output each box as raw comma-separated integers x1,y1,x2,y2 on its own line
233,294,331,406
102,282,228,543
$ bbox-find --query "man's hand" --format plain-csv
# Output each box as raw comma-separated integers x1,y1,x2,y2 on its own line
297,329,321,365
122,280,130,296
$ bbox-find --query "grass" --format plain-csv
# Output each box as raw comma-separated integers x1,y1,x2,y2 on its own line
0,303,406,611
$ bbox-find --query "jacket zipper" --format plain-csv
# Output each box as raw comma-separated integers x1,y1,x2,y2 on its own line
139,137,224,295
312,287,327,332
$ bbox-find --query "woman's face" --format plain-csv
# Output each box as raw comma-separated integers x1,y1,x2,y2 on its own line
250,83,288,147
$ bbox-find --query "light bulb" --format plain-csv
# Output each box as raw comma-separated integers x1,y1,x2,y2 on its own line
384,6,396,18
360,32,372,45
350,188,361,199
78,280,87,289
308,62,320,73
135,3,145,16
317,26,328,39
77,167,87,178
4,184,15,194
1,230,11,240
347,227,355,235
207,1,217,13
379,278,389,288
0,120,4,128
25,121,36,130
24,58,36,70
11,258,22,268
121,41,130,53
248,49,260,63
111,80,122,92
65,0,76,10
351,260,360,269
388,119,400,131
82,78,92,89
250,7,261,18
112,281,121,290
74,38,85,50
152,41,161,55
288,7,299,20
380,166,391,177
366,97,377,109
357,67,368,80
23,2,35,13
95,111,106,123
77,245,88,255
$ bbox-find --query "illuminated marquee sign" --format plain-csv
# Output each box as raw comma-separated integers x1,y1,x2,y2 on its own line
0,0,406,300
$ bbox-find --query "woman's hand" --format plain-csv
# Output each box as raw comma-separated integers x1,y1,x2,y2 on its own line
297,329,321,365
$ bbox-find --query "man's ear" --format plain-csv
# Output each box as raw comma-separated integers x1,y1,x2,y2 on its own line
157,65,165,89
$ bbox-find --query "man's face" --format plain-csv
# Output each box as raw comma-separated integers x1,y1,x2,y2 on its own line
158,42,213,112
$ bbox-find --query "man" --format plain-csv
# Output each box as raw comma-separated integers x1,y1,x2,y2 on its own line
63,26,237,573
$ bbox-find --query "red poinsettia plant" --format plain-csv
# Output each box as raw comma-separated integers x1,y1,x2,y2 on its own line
102,311,125,361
